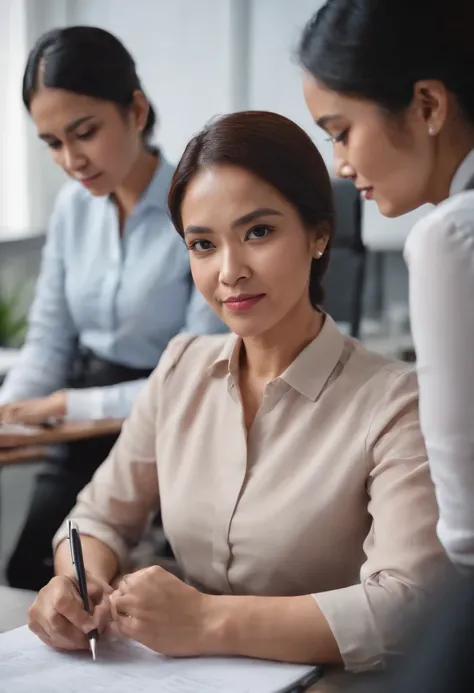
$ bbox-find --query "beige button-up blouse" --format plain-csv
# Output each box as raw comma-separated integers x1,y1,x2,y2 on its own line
54,315,448,671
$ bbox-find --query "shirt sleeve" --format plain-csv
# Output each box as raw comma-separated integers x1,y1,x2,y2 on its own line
405,210,474,567
0,189,77,404
181,281,228,335
313,369,451,672
65,378,147,420
53,334,197,571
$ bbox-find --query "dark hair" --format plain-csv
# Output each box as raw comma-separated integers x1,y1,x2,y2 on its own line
168,111,334,307
298,0,474,122
23,26,157,140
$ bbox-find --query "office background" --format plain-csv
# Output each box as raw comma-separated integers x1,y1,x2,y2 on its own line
0,0,427,581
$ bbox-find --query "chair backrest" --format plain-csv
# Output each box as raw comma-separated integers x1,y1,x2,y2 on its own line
322,179,365,338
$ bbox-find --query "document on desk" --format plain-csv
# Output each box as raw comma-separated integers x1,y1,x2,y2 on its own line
0,626,322,693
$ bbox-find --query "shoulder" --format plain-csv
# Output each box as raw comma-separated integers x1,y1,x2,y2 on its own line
147,333,234,393
345,338,418,408
405,192,474,265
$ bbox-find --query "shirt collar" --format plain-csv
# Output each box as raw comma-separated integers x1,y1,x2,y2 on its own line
450,149,474,196
206,314,346,401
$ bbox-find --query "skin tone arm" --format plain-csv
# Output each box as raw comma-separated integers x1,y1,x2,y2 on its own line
54,535,119,584
110,566,342,664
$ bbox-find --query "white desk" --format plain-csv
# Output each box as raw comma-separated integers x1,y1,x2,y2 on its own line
0,585,36,633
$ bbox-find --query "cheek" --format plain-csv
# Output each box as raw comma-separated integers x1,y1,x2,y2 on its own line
189,256,218,301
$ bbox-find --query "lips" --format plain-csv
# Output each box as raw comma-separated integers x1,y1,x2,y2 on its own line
78,173,102,187
223,294,265,312
358,187,373,201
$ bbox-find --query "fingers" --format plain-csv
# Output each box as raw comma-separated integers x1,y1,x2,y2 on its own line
28,576,96,652
92,597,112,633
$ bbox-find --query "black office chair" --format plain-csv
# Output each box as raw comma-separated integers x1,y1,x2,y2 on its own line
322,178,366,338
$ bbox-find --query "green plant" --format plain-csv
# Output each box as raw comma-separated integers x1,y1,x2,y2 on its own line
0,289,27,347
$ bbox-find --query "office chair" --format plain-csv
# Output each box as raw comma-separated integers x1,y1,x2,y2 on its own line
322,178,365,338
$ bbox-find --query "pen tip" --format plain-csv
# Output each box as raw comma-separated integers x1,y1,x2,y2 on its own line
90,637,97,661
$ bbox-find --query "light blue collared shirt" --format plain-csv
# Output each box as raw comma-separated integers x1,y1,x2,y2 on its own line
0,156,226,419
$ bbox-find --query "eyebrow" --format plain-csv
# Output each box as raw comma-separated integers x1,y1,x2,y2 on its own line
316,114,342,130
184,207,283,236
39,115,95,140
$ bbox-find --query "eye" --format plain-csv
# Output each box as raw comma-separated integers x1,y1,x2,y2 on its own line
325,129,349,145
77,126,98,141
189,239,214,253
246,225,273,240
46,140,62,150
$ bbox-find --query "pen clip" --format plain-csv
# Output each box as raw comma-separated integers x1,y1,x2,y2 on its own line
67,519,79,566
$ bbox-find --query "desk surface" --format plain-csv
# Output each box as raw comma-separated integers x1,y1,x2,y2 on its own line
0,418,123,449
0,592,378,692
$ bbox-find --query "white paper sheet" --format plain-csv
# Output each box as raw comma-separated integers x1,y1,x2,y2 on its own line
0,626,320,693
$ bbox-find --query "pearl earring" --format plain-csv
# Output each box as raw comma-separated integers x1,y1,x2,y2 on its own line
429,126,437,136
317,250,323,258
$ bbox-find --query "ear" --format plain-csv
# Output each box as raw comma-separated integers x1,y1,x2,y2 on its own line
412,80,449,135
309,222,330,259
130,90,150,134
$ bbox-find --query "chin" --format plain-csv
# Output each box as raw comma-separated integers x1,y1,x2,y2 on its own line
375,198,415,219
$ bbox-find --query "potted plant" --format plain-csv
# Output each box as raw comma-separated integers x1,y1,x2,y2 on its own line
0,289,27,347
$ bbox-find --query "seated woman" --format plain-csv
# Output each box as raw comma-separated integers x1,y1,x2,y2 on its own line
28,111,450,672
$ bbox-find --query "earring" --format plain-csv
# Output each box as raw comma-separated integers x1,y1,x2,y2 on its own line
428,126,437,136
316,250,323,258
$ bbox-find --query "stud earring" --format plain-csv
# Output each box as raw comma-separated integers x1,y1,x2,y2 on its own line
316,250,323,258
428,126,437,136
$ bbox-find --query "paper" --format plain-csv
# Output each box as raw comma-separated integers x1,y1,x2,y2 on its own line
0,423,41,436
0,626,320,693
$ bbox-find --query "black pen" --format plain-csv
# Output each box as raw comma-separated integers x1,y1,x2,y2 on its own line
67,519,99,661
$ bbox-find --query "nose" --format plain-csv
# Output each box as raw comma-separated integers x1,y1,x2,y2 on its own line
218,245,251,286
61,143,87,173
334,154,356,180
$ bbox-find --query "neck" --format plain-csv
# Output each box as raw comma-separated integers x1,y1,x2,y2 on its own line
429,131,474,204
240,300,323,382
113,148,159,223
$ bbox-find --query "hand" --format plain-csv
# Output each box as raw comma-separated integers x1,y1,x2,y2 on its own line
28,574,113,651
0,391,66,425
109,566,212,657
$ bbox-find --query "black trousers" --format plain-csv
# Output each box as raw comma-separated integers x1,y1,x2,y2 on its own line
6,350,153,592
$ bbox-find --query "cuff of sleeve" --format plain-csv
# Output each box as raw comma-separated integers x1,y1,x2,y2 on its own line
65,388,105,420
53,516,130,575
313,586,385,672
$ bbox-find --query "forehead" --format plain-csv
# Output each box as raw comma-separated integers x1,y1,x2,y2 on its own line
302,74,371,122
29,87,114,132
181,165,292,221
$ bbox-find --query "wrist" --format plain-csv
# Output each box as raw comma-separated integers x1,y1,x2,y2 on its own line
199,594,255,657
52,390,67,417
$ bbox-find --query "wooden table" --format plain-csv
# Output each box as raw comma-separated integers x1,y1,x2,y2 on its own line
0,418,124,466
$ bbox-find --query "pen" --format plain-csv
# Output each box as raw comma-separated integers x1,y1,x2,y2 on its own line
67,519,99,661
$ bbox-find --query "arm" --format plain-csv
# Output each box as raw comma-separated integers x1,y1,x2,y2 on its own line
406,211,474,567
0,189,77,404
52,335,196,581
199,371,450,671
65,378,147,420
52,363,160,583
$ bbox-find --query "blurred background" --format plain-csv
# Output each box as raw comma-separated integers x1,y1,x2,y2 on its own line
0,0,429,580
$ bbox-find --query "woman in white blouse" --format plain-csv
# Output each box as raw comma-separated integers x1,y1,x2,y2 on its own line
300,0,474,568
0,26,223,591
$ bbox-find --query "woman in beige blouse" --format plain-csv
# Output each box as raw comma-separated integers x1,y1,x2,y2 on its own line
28,111,449,672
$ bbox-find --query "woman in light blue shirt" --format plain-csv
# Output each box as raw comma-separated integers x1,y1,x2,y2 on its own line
0,26,224,591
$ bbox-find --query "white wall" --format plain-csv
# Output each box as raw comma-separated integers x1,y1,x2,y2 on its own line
68,0,244,164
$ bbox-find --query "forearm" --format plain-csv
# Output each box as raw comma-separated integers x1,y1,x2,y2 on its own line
203,594,341,665
54,535,119,584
